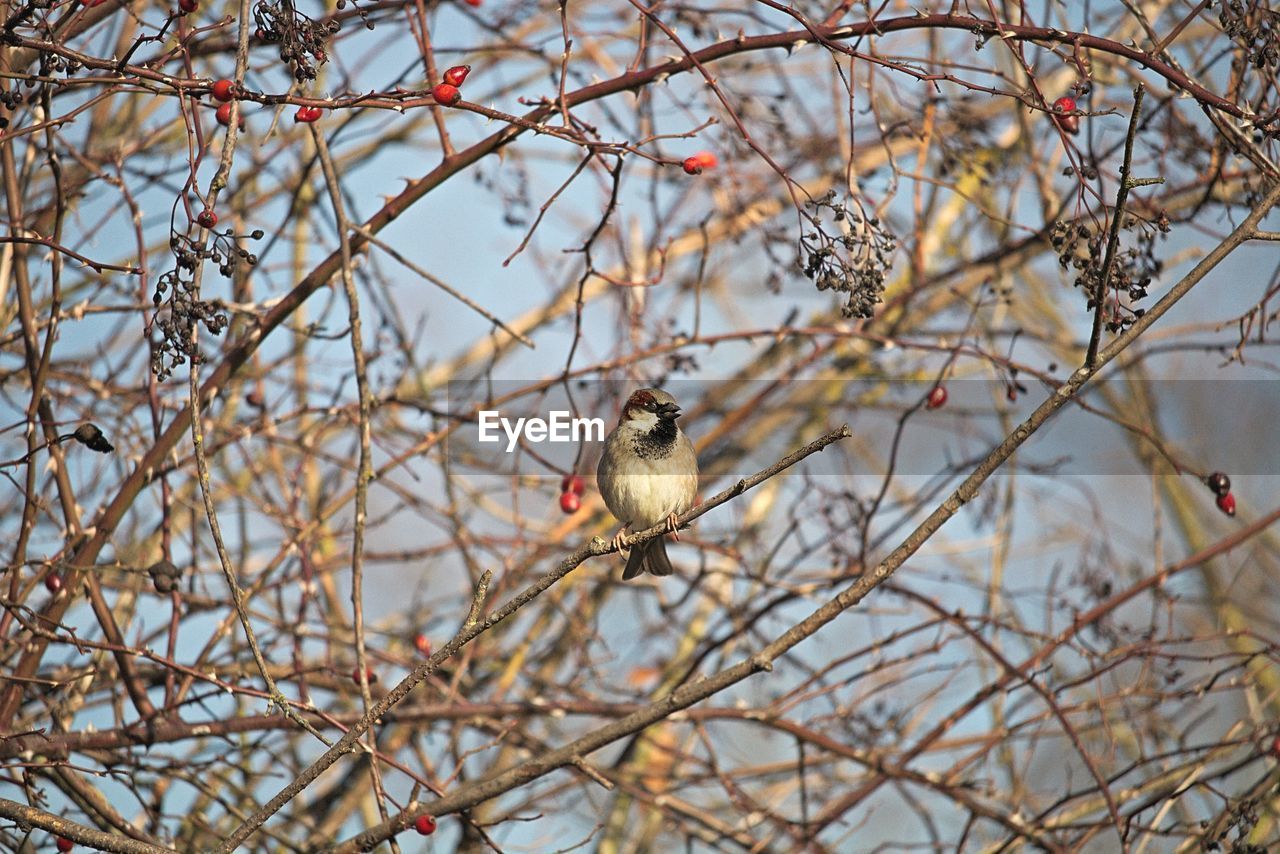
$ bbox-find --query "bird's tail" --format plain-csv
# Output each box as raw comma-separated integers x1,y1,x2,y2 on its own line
623,535,675,580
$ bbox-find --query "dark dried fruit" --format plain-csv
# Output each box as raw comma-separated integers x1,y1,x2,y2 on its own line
73,423,114,453
148,559,183,594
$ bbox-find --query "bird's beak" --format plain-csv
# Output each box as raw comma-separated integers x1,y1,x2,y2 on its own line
657,402,681,419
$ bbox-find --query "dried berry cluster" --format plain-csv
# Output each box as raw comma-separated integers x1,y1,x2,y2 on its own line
1219,0,1280,69
801,190,897,319
1050,212,1170,332
2,22,83,112
0,0,47,40
150,266,227,380
150,227,262,379
37,51,80,76
252,0,340,82
1062,163,1100,180
1203,792,1263,852
147,559,183,594
334,0,379,31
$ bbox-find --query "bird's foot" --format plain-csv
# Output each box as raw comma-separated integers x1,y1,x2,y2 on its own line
610,528,629,553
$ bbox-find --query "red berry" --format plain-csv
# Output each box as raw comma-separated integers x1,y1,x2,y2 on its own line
415,814,437,835
55,838,74,853
925,385,948,410
1271,735,1280,758
294,106,323,123
351,666,377,686
560,474,585,495
443,65,471,87
559,491,580,514
45,573,64,593
178,0,197,13
1216,492,1237,517
432,83,461,106
215,102,244,130
413,633,431,656
1052,96,1080,135
1206,472,1231,497
692,151,718,170
196,209,218,229
682,157,703,176
464,0,481,6
211,79,235,102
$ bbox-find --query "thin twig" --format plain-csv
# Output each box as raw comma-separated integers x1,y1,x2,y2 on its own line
1086,83,1156,369
311,121,390,823
349,222,534,348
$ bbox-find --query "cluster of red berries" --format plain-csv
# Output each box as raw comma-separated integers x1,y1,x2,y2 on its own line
559,474,584,514
682,151,718,175
211,78,245,130
1052,96,1080,135
210,77,326,127
433,65,471,107
1206,471,1236,517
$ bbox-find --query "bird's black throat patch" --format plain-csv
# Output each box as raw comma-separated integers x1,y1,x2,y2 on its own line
631,417,679,460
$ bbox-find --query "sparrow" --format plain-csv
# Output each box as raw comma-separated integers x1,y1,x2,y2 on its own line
596,388,699,579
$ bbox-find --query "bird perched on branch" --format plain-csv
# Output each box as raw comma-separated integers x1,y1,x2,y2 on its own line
597,388,699,579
